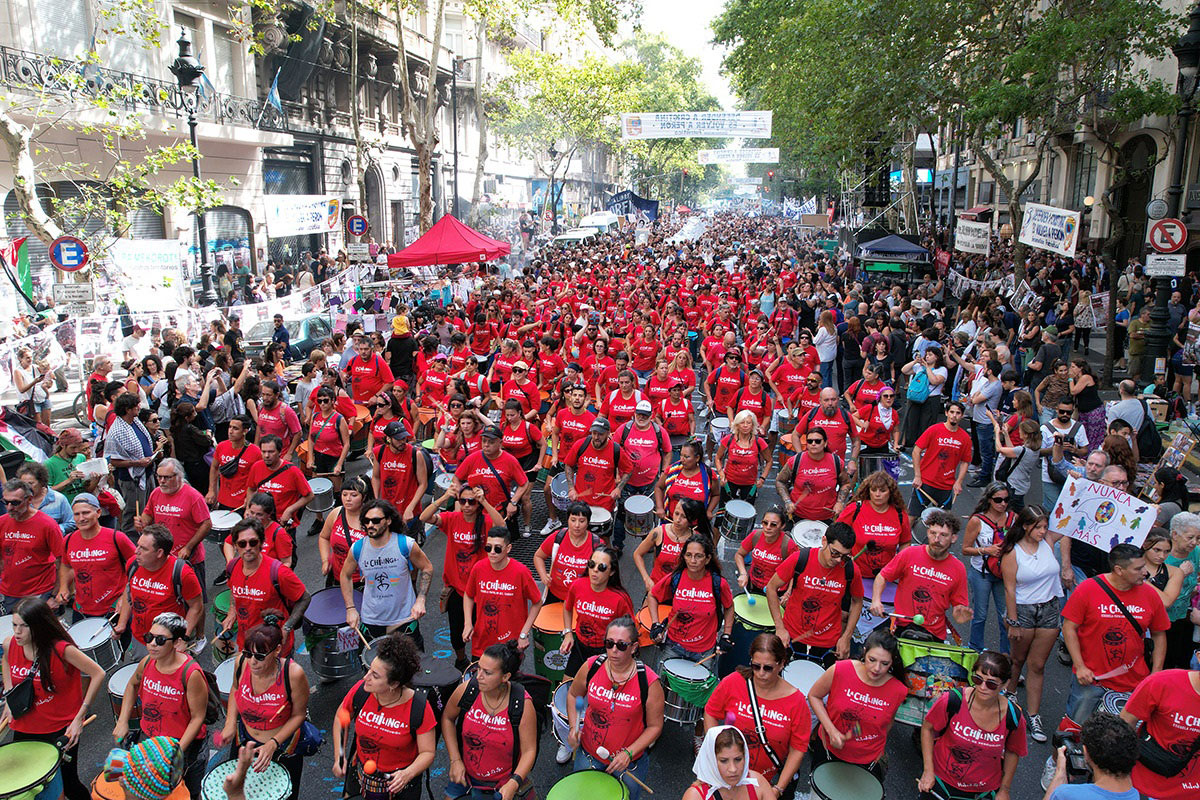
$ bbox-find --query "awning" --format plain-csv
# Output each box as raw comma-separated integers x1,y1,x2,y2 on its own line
959,206,994,221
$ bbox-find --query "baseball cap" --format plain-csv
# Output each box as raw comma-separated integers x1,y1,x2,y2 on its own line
512,360,529,371
481,424,503,439
590,417,611,432
635,400,653,414
71,492,101,509
384,421,412,440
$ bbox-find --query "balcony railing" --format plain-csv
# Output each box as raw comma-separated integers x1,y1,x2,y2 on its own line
0,45,286,132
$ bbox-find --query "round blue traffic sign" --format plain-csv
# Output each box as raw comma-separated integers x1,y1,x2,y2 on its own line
49,235,89,272
346,214,369,237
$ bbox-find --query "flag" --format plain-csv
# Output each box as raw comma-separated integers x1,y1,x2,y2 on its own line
799,196,817,215
197,72,216,100
1,237,32,298
782,198,801,219
266,68,282,112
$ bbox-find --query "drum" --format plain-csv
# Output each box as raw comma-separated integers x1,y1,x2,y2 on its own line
0,741,63,800
718,594,774,677
0,615,12,651
660,657,712,725
551,680,573,747
302,586,364,682
719,499,757,543
410,653,464,716
810,761,883,800
546,769,629,800
550,473,572,512
622,495,655,540
434,473,455,510
533,603,569,683
777,409,798,438
208,509,242,543
1102,690,1132,715
853,578,897,650
588,506,613,540
107,662,140,725
706,417,730,459
201,760,291,800
781,660,826,697
791,520,828,549
68,616,122,672
215,656,237,703
635,604,670,648
309,477,336,513
669,434,688,456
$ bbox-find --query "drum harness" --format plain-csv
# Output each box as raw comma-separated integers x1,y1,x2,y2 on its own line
743,674,784,773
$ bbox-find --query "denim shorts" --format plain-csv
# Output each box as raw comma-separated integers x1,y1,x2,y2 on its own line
1016,597,1061,629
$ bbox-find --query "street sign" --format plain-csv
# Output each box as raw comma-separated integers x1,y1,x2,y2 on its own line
1145,252,1187,277
49,235,89,271
1149,218,1187,253
1146,198,1169,220
345,214,369,237
347,243,371,262
52,283,94,304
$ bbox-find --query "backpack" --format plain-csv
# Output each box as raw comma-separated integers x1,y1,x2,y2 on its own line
804,406,853,444
664,569,725,617
783,452,843,496
745,528,790,567
907,366,930,403
224,558,293,614
620,419,670,459
135,656,222,726
455,677,539,772
127,558,188,609
971,511,1015,578
351,682,439,745
936,687,1022,737
1136,399,1163,463
994,445,1030,484
585,654,650,726
787,547,855,612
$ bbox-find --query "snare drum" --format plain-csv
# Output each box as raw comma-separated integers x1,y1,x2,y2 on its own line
309,477,335,514
551,680,572,747
791,519,828,549
810,761,883,800
0,741,63,800
781,659,826,697
107,662,140,726
208,509,242,543
635,604,670,647
550,473,571,512
706,417,730,458
718,594,774,677
1102,690,1132,715
546,769,629,800
410,653,464,714
68,616,122,672
201,760,291,800
660,657,712,725
303,586,364,682
533,603,569,683
853,578,896,651
215,656,237,703
588,506,613,540
719,499,757,543
434,473,455,510
622,495,655,540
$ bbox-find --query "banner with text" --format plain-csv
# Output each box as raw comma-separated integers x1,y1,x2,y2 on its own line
954,219,991,255
1048,475,1156,551
263,195,342,238
1018,202,1081,258
698,147,780,165
606,190,660,222
106,239,187,313
622,112,772,140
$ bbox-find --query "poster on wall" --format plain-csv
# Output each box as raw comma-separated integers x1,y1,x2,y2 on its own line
263,195,342,237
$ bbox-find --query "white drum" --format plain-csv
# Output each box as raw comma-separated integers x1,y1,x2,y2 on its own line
434,473,455,509
208,509,242,543
68,617,123,672
791,520,828,549
589,506,614,539
215,657,237,703
107,662,140,724
0,615,13,649
551,680,572,746
706,417,730,457
782,659,826,701
660,657,711,725
622,495,655,539
719,499,757,543
550,473,572,512
309,477,335,513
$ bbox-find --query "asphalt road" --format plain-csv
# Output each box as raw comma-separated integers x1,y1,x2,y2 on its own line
69,412,1069,800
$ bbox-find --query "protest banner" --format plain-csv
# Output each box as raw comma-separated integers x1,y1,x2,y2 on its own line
1048,475,1156,551
1018,202,1081,258
621,111,772,140
698,148,781,165
954,219,991,255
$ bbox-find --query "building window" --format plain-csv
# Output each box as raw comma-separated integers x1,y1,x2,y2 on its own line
1069,145,1098,209
192,206,254,291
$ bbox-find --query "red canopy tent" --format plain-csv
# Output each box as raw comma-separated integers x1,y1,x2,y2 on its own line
386,214,510,268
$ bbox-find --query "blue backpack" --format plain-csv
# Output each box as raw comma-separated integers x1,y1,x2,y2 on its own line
907,366,930,403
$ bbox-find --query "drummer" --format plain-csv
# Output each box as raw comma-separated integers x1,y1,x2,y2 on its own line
462,527,542,658
222,518,310,653
656,441,719,521
498,399,547,538
452,425,531,541
114,525,204,644
333,632,436,800
563,417,634,535
835,471,911,580
714,410,771,502
733,506,792,593
561,545,635,680
533,502,603,604
217,620,311,800
765,522,863,662
806,628,908,782
420,485,504,670
58,493,135,630
725,370,774,438
229,492,295,568
306,387,352,491
369,421,429,539
774,427,849,523
565,616,665,800
611,400,672,554
1120,666,1200,800
683,726,775,800
871,510,970,642
703,634,811,798
545,384,597,535
656,380,695,442
436,406,484,473
244,435,312,537
207,415,262,512
440,642,537,800
634,497,714,593
1,596,106,800
317,476,370,588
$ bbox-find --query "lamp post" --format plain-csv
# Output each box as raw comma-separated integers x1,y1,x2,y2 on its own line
1150,3,1200,371
169,28,218,306
548,144,559,235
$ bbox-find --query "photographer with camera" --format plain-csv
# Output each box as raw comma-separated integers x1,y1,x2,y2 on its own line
1041,712,1139,800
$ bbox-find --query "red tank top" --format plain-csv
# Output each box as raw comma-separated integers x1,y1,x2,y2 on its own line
235,658,292,732
329,510,365,580
140,657,206,740
459,688,528,783
6,639,82,733
694,782,759,800
651,526,687,585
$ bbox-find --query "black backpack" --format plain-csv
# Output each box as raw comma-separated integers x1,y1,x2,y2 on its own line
664,569,725,616
585,654,650,726
455,677,542,771
1136,398,1163,463
936,687,1022,736
351,683,438,744
787,547,855,612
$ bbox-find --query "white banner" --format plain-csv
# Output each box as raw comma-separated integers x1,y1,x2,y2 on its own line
698,147,780,165
106,239,188,313
263,195,342,238
731,177,762,185
1018,202,1081,258
1048,475,1156,551
955,219,991,255
622,112,772,140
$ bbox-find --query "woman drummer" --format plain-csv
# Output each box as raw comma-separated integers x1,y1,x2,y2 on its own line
806,628,908,782
633,496,713,593
318,475,371,587
440,642,536,800
561,546,635,678
566,616,665,800
1,596,106,800
218,620,310,800
734,506,793,593
703,634,810,799
835,470,911,580
114,612,210,796
683,726,775,800
533,502,603,605
714,410,771,502
656,440,719,520
333,632,435,800
918,651,1026,800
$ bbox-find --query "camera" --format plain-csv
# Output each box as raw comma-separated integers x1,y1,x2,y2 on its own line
1052,730,1092,784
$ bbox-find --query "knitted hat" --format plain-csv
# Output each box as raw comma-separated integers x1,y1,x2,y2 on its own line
120,737,183,800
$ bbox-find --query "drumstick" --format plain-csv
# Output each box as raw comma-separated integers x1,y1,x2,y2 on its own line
355,625,371,649
620,770,654,795
696,650,721,667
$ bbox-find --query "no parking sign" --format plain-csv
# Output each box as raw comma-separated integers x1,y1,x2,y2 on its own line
49,235,89,271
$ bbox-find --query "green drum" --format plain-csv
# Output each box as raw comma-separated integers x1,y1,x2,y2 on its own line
532,603,568,683
0,741,62,800
211,589,237,664
546,769,629,800
719,593,774,676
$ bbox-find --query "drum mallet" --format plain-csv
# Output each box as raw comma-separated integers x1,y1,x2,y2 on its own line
570,696,586,758
888,611,926,626
55,715,99,759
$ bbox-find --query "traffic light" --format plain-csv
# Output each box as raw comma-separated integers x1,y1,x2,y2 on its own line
683,169,689,179
767,170,775,182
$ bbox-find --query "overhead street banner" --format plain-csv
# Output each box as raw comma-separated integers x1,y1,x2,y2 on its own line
1018,202,1081,258
731,176,762,185
264,195,342,238
621,111,772,140
954,219,991,255
698,148,781,165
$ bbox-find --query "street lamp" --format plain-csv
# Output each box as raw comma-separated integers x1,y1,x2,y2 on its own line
548,144,559,235
450,54,483,220
169,28,218,306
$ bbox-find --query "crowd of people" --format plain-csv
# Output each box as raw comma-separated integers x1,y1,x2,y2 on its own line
0,211,1198,800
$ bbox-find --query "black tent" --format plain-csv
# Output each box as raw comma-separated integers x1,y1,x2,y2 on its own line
856,234,930,263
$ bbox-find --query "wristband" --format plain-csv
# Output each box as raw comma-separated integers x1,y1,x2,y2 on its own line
623,747,635,761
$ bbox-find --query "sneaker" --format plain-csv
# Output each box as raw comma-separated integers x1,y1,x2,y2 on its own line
1040,754,1057,790
213,571,228,587
555,743,572,765
540,520,558,536
966,476,989,488
1029,713,1047,743
1057,641,1073,666
521,524,533,538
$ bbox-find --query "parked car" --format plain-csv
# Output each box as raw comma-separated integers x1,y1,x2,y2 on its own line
243,314,333,361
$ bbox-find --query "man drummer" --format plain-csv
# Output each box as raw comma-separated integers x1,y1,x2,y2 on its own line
58,493,135,631
533,502,604,604
765,521,863,662
222,492,295,567
656,380,695,443
135,458,211,601
544,383,596,536
371,420,429,539
563,417,634,543
462,526,542,657
0,477,65,613
244,435,312,535
221,517,310,654
114,524,204,644
344,333,394,405
452,424,531,540
612,401,672,555
206,414,261,512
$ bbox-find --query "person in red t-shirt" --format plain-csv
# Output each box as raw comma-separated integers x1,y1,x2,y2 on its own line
344,337,394,404
792,388,860,469
872,510,971,641
244,436,313,531
59,493,136,621
602,371,645,429
0,480,64,607
254,384,302,458
657,381,695,442
370,422,429,532
533,503,604,604
715,410,771,502
565,417,634,513
837,471,911,579
775,428,848,522
561,545,635,677
704,349,746,415
850,387,901,455
115,525,203,642
501,361,541,421
644,359,674,404
453,426,532,539
909,402,973,519
137,458,211,585
734,508,792,592
463,528,542,657
628,323,662,380
207,415,262,510
221,518,309,654
726,370,774,435
766,522,863,661
1122,667,1200,800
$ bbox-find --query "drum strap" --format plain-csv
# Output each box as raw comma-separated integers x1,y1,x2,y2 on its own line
744,676,784,772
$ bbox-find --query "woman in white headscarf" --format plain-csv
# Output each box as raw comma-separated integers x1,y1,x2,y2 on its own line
683,726,773,800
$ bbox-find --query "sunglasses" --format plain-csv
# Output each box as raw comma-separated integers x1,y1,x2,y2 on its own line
587,560,609,572
827,548,852,562
363,516,387,525
318,398,332,403
992,496,1010,504
143,633,177,646
971,673,1003,691
3,499,24,506
512,368,526,373
449,403,464,408
604,638,633,651
235,539,261,549
880,393,894,398
749,663,776,673
806,438,824,444
458,497,478,506
242,650,273,662
485,544,506,554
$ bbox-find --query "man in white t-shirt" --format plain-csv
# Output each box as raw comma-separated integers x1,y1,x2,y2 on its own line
967,359,1003,487
1039,397,1089,510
